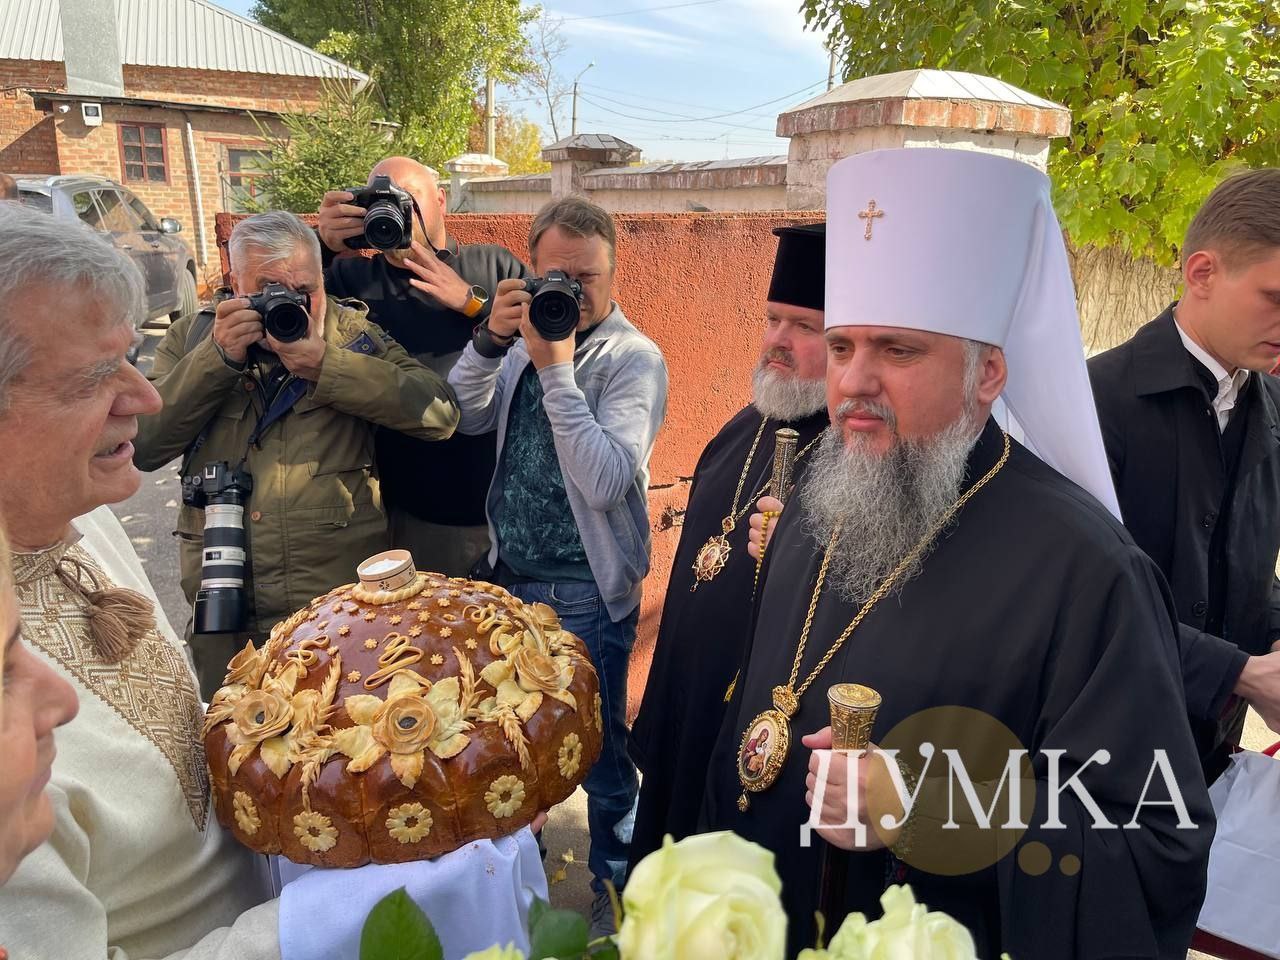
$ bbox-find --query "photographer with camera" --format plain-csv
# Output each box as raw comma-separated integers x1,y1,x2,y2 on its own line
134,211,460,698
318,157,527,576
448,196,668,936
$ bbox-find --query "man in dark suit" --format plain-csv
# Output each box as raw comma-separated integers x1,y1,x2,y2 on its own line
1090,168,1280,781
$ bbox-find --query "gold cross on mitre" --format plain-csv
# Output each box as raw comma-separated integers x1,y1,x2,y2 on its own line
858,200,885,241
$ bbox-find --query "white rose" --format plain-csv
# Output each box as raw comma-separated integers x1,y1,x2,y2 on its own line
618,832,786,960
826,885,977,960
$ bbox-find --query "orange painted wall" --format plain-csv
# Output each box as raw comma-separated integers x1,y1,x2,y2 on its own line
217,210,822,715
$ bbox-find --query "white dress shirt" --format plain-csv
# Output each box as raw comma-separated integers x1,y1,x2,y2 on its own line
1175,317,1250,432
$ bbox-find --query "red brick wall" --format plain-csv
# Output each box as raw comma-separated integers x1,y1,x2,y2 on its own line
1,58,324,286
216,211,823,716
0,60,66,173
122,65,328,113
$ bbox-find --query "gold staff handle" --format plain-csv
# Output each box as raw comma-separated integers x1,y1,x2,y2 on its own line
817,683,883,937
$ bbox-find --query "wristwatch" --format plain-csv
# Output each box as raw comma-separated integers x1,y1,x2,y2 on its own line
461,284,489,319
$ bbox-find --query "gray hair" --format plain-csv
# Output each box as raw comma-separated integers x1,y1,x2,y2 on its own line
0,200,144,410
228,210,322,272
529,195,617,268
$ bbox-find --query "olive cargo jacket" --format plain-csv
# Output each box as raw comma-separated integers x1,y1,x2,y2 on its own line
134,296,460,637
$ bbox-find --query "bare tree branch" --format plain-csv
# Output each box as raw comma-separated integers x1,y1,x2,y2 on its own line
523,11,569,141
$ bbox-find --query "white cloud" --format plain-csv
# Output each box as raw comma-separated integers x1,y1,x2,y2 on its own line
555,14,703,58
653,0,830,63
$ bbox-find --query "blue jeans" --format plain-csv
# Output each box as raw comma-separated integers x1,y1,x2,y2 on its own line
509,579,639,895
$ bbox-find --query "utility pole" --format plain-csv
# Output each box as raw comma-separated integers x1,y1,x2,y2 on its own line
571,61,595,136
827,47,837,90
485,73,496,156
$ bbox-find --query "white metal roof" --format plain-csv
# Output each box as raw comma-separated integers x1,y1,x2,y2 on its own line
0,0,367,82
787,69,1065,113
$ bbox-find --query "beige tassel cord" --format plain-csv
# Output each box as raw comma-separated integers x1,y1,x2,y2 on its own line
54,553,156,663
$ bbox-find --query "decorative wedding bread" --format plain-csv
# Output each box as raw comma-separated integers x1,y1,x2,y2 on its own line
203,551,603,866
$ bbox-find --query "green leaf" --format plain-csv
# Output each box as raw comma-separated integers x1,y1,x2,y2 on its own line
359,888,444,960
588,940,621,960
528,897,551,933
528,906,590,960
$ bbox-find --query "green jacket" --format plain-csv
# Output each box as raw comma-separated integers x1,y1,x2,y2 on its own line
134,296,459,637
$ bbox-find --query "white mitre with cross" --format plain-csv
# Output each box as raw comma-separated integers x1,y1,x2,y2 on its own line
825,147,1121,519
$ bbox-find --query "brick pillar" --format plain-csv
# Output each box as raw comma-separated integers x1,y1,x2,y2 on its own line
777,69,1071,210
540,134,641,199
443,153,508,213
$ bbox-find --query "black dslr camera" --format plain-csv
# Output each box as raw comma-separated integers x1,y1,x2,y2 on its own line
343,174,415,252
246,283,310,343
523,271,584,341
181,462,254,635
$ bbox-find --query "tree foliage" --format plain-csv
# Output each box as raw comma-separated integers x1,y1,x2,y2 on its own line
803,0,1280,264
251,0,534,170
468,107,552,174
245,81,402,214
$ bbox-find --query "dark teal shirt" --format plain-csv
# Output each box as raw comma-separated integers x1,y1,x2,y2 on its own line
496,363,593,582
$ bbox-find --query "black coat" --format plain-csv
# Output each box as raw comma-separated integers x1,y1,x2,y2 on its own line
628,405,828,869
1089,306,1280,767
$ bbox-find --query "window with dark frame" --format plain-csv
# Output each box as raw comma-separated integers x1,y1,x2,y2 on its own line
119,123,168,183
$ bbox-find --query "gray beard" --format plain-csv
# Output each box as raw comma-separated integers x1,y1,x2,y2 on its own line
751,365,828,422
800,415,980,605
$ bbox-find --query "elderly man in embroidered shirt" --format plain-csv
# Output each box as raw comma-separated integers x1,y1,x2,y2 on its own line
0,203,283,958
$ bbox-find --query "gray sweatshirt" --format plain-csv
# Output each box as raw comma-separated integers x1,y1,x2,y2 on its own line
448,303,669,622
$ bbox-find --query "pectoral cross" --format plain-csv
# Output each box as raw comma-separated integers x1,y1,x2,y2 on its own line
858,200,885,241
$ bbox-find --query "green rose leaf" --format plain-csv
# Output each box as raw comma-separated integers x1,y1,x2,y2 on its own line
527,897,550,933
528,906,590,960
587,940,621,960
359,888,444,960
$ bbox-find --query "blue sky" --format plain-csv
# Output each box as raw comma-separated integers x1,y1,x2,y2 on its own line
211,0,833,163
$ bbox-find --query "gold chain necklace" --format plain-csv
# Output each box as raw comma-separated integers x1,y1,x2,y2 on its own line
736,431,1010,811
692,417,821,590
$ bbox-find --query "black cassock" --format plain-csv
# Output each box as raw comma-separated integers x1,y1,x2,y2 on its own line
629,405,828,869
702,419,1214,959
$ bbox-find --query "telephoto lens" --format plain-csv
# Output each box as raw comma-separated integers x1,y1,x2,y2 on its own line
247,282,310,343
524,270,583,341
181,462,255,635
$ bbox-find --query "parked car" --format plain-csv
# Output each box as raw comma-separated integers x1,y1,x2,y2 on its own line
11,174,198,361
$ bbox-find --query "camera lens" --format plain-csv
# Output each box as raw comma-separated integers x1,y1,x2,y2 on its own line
264,299,309,343
364,199,408,251
528,287,580,341
193,477,251,635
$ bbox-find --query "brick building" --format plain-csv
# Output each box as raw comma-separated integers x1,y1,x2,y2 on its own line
0,0,366,282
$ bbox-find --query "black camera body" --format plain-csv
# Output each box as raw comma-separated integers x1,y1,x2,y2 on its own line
523,270,584,341
246,283,310,344
344,175,415,252
182,462,254,635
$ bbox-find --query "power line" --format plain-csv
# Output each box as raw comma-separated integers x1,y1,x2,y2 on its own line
572,114,782,146
576,78,824,125
581,81,792,118
560,0,729,22
576,95,776,134
580,89,779,125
